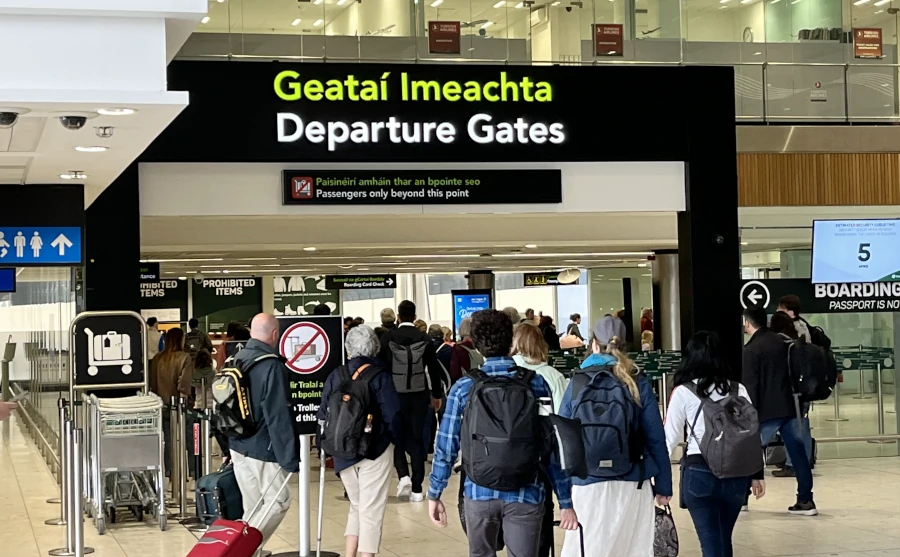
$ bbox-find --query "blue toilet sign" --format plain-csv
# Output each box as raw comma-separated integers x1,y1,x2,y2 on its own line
0,226,82,265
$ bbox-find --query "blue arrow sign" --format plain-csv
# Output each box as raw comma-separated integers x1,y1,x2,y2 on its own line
0,226,82,265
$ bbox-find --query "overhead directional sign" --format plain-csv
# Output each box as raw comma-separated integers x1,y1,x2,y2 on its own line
524,272,560,287
740,280,771,310
0,268,15,293
325,274,397,290
0,226,82,265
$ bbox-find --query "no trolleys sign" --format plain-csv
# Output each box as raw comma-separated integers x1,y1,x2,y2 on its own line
277,316,344,434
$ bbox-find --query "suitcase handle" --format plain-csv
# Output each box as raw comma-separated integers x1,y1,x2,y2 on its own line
552,520,584,557
244,468,296,528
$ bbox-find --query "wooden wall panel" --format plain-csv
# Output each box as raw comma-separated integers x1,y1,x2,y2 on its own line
737,153,900,206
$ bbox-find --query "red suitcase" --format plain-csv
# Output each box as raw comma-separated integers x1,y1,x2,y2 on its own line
187,471,293,557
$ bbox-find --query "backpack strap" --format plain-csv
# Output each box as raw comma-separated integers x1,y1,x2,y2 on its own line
682,382,705,446
569,370,592,400
512,366,536,385
467,368,487,383
351,363,372,381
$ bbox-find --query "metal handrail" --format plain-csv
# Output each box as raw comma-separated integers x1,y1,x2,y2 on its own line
11,383,60,469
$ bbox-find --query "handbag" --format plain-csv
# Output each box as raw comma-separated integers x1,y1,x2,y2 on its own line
560,335,584,350
654,505,679,557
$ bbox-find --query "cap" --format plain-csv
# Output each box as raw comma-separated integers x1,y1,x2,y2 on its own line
592,315,621,347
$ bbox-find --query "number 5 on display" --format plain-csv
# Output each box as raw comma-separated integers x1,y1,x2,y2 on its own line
859,243,872,262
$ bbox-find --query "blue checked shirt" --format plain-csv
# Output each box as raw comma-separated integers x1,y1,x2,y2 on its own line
427,356,573,509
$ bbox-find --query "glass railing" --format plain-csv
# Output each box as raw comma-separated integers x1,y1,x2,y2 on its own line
176,0,900,122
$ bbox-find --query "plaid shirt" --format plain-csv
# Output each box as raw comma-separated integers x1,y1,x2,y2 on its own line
427,357,573,509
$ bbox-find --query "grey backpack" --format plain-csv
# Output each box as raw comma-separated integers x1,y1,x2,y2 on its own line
459,345,485,374
685,382,763,479
389,339,429,393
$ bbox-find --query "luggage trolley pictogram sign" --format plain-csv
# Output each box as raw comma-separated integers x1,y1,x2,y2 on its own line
71,311,147,394
280,321,331,375
84,328,133,376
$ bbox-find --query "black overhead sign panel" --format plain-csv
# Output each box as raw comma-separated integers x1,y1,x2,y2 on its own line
148,61,698,163
283,170,561,205
325,274,397,290
740,278,900,314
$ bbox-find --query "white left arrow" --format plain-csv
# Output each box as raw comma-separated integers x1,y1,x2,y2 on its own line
50,234,73,256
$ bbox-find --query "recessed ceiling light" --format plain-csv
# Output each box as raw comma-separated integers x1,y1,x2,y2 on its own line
875,0,889,5
481,21,493,28
74,146,108,153
853,0,870,4
291,18,302,26
515,1,524,7
222,269,230,274
314,0,323,4
178,276,187,280
216,0,225,3
97,107,135,116
303,246,317,251
524,244,538,249
201,16,210,24
741,241,749,245
493,0,505,6
430,0,443,6
338,0,348,5
740,0,753,3
60,171,87,180
314,18,323,26
551,0,560,4
637,263,648,267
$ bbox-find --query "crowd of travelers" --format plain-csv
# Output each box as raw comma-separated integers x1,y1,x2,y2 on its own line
146,291,831,557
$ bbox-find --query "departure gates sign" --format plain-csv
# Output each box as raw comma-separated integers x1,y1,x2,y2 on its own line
274,70,567,152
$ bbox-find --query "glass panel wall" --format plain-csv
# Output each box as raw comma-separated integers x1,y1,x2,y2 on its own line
178,0,900,121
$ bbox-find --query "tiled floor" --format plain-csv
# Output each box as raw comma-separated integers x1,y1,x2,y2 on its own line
8,415,900,557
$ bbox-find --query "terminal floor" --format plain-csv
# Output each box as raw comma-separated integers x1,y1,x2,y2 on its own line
8,417,900,557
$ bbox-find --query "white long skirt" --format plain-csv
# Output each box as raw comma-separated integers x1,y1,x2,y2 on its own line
560,481,655,557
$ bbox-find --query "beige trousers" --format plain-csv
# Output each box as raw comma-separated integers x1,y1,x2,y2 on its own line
340,445,394,554
230,450,293,554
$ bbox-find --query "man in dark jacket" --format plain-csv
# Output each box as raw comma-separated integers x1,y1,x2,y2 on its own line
742,307,817,516
230,313,300,551
378,300,443,502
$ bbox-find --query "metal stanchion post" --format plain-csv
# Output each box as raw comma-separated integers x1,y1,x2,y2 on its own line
660,373,669,417
201,378,212,478
869,364,896,445
46,418,71,527
854,368,872,399
46,399,68,512
826,380,849,422
167,396,179,508
71,428,94,556
49,423,93,556
171,397,193,520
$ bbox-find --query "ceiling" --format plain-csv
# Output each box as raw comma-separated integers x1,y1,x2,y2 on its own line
141,205,900,277
0,101,187,204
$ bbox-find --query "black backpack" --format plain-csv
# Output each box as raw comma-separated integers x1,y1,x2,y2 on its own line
787,339,833,402
211,353,280,439
461,367,541,491
321,364,381,460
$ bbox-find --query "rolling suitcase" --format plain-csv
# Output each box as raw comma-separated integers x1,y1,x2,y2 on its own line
196,463,243,526
187,470,293,557
550,520,584,557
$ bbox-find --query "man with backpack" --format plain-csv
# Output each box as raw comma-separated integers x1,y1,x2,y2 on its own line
427,309,578,557
226,313,300,552
742,307,817,516
450,317,484,383
378,300,443,502
777,295,835,477
186,317,214,359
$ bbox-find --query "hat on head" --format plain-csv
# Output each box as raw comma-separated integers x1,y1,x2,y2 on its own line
592,315,621,347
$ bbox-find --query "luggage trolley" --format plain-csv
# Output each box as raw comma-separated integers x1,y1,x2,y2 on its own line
84,393,167,534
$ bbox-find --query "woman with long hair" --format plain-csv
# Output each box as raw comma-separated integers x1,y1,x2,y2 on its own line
558,316,671,557
150,327,194,477
539,315,561,351
665,331,765,557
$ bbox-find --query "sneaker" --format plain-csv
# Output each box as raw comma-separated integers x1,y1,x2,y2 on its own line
396,476,412,499
410,492,424,502
772,466,796,478
788,501,818,516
